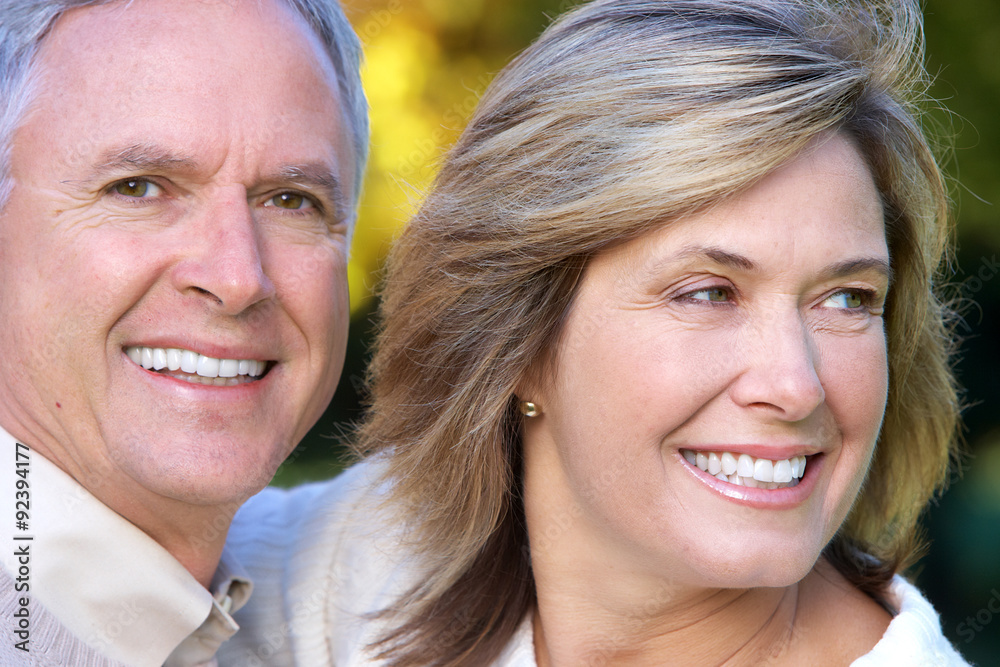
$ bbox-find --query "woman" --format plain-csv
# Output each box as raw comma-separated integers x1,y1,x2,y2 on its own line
220,0,968,664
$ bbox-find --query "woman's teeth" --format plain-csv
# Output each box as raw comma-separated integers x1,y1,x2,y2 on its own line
125,346,267,386
681,449,807,489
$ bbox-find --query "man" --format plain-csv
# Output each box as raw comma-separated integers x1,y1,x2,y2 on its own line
0,0,367,664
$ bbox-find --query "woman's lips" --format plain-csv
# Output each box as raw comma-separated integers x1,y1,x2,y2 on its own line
678,448,824,509
680,448,806,489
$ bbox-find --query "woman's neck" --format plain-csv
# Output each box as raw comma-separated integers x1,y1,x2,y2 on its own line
530,557,891,666
531,569,800,667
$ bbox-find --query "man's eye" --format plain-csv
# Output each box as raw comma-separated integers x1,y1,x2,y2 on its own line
688,287,730,302
112,179,161,198
266,192,313,210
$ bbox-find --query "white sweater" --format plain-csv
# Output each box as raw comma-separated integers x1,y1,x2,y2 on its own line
218,461,970,666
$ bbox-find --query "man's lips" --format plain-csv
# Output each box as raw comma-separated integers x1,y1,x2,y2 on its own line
125,345,269,387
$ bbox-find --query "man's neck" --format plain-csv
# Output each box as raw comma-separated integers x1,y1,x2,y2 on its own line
106,490,235,588
1,414,231,588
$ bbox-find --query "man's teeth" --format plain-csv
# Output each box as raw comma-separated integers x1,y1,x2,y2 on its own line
126,346,266,384
682,449,807,489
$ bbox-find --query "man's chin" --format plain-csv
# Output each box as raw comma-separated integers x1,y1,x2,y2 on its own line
114,435,293,507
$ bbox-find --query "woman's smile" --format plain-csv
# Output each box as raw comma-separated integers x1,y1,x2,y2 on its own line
678,448,828,510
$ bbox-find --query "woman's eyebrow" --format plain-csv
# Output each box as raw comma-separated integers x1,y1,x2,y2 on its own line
667,245,759,272
824,257,893,286
662,245,892,284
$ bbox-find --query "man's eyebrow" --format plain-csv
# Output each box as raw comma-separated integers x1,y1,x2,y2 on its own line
272,164,349,218
90,143,198,177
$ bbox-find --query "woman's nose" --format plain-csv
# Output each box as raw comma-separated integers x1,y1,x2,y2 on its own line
728,309,826,422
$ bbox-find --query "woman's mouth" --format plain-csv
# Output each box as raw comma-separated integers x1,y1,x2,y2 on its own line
680,449,807,490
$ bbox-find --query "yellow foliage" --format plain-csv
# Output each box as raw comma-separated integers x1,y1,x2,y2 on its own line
344,2,502,313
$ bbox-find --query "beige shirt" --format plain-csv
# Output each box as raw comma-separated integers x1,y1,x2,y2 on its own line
0,426,251,667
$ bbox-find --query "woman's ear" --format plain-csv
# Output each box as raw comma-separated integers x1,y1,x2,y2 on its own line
515,362,549,418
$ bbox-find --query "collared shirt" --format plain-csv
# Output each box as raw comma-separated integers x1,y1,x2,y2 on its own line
0,426,252,667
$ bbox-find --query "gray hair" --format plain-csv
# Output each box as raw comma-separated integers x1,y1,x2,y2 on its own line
0,0,369,212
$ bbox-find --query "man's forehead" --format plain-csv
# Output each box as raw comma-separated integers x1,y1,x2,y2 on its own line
39,0,338,86
22,0,355,205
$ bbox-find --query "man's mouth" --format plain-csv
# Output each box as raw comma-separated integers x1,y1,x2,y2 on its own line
125,346,268,386
680,449,808,489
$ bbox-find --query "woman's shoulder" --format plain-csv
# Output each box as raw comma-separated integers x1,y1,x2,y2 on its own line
791,560,970,667
227,456,401,585
788,559,893,665
221,457,411,666
232,458,387,535
849,575,971,667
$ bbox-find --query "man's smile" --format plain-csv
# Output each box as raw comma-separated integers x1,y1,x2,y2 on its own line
125,346,269,386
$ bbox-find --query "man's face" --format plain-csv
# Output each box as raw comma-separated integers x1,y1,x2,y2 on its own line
0,0,354,507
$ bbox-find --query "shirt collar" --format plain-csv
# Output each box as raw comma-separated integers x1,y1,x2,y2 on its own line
0,426,252,667
166,549,253,666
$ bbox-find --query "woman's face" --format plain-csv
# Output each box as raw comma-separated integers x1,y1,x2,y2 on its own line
522,135,890,589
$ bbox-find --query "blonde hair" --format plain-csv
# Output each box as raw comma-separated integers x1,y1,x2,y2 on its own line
356,0,959,664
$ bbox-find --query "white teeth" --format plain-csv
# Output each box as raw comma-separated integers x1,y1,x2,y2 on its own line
166,348,182,371
181,350,198,373
125,346,266,382
680,449,810,490
707,452,722,476
721,452,738,475
218,359,239,378
773,459,793,484
141,347,154,370
792,455,806,478
197,355,220,378
737,454,755,477
753,458,774,483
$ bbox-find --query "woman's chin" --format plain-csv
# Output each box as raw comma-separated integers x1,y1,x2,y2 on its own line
671,539,823,591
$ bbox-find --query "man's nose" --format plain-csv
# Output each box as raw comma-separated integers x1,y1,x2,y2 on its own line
171,194,276,315
728,309,825,422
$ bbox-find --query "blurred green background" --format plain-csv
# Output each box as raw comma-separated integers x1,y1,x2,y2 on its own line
277,1,1000,662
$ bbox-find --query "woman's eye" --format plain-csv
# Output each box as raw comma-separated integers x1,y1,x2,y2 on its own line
112,179,162,198
266,192,314,211
687,287,730,303
823,290,867,309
